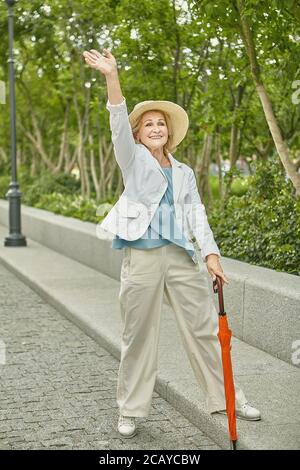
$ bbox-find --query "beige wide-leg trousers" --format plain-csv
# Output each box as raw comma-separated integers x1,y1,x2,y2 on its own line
117,243,247,417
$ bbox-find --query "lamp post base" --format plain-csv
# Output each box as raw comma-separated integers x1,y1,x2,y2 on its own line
4,233,27,246
4,183,27,247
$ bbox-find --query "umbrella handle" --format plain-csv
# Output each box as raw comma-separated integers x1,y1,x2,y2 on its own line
213,275,226,315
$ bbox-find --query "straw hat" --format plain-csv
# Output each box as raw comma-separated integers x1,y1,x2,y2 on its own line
128,100,189,151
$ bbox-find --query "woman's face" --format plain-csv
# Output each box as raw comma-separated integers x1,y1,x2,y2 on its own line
135,111,169,152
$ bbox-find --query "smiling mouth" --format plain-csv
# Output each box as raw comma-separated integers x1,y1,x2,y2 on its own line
150,136,162,139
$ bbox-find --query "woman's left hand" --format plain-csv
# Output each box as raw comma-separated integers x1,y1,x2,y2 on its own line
205,254,229,287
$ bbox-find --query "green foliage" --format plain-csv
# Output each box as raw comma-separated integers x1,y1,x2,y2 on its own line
210,158,300,275
0,175,11,198
33,193,101,223
22,171,81,206
209,176,220,199
209,174,250,200
31,191,118,224
0,165,35,198
230,177,250,196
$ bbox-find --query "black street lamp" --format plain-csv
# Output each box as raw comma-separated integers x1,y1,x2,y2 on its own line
4,0,26,247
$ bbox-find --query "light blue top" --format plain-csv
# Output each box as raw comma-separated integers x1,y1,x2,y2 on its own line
111,167,195,260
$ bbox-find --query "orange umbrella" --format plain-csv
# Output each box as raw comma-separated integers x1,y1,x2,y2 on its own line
213,275,238,450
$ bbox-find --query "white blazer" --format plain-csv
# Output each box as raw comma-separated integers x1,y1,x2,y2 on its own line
99,97,221,263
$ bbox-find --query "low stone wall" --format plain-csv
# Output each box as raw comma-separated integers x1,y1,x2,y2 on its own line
0,199,299,366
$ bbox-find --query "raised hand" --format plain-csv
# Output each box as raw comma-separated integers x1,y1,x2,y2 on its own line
82,48,118,76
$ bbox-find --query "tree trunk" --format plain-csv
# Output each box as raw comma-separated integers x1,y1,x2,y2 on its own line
237,0,300,197
215,127,225,200
54,104,70,175
89,133,101,201
20,116,55,172
224,84,245,199
229,84,245,168
73,91,91,199
197,133,213,206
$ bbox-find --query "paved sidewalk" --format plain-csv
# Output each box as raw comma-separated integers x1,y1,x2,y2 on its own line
0,262,220,450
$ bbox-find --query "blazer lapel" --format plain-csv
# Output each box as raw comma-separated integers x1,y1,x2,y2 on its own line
146,147,185,204
168,154,184,205
152,155,168,181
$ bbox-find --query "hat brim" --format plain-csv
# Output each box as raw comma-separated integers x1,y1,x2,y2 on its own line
128,100,189,150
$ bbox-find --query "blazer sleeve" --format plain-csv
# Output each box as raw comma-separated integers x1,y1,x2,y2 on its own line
106,96,136,172
188,168,221,263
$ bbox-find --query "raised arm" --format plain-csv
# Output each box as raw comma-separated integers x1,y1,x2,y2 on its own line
83,48,135,171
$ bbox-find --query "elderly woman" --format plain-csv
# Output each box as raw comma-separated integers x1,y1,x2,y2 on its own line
83,48,261,438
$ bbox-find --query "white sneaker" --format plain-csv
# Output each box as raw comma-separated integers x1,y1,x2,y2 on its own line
216,402,261,421
117,415,137,438
236,402,261,421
